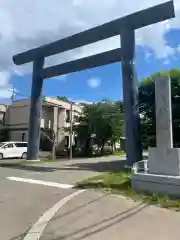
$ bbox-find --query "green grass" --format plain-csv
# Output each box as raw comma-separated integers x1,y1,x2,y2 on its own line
76,171,180,211
112,151,126,156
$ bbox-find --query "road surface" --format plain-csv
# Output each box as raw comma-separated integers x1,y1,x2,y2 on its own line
0,156,179,240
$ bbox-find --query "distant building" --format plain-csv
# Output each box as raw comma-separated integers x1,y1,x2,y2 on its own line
1,97,82,150
0,104,7,126
0,104,8,142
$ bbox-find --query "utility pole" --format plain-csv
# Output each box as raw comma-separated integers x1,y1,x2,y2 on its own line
69,101,73,160
52,131,56,161
11,87,16,102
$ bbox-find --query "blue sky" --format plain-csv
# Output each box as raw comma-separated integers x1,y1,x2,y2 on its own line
1,0,180,103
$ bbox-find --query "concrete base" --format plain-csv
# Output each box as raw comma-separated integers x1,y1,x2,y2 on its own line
148,147,180,176
131,173,180,197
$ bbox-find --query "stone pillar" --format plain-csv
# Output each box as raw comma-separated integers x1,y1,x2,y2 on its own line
155,76,173,149
148,76,180,176
27,57,44,161
120,29,142,165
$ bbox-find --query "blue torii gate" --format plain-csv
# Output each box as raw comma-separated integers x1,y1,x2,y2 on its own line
13,1,175,165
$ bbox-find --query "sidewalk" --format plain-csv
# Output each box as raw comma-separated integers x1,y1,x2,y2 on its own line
41,190,180,240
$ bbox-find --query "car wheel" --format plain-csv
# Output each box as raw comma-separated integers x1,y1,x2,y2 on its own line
0,153,3,160
22,152,27,159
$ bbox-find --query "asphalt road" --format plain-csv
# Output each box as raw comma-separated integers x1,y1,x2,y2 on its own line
0,155,180,240
0,156,125,240
0,166,75,239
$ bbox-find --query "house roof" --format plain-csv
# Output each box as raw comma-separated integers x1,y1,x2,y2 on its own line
6,97,82,113
0,104,7,112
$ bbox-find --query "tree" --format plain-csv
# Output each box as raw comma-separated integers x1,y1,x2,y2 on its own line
71,103,99,157
110,101,124,151
139,74,156,148
71,100,124,156
57,96,69,102
94,100,124,153
40,128,56,160
139,69,180,148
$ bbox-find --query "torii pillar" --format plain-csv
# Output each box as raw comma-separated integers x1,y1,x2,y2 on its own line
121,30,142,165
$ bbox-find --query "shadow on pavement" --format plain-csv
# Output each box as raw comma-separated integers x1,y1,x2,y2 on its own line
0,163,60,172
44,202,148,240
9,231,29,240
8,194,106,240
68,160,127,172
0,160,127,173
10,194,148,240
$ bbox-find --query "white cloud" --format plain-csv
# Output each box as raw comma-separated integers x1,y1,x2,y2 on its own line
87,77,101,88
70,99,93,104
0,0,180,82
59,74,67,80
0,72,10,87
145,51,153,61
52,74,68,81
163,59,170,65
0,71,14,99
177,45,180,52
76,100,93,104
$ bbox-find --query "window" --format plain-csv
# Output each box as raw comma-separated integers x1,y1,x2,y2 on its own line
40,118,45,128
0,142,5,148
5,143,14,148
21,133,25,142
48,120,51,129
74,137,78,147
64,136,69,148
21,133,28,142
66,110,70,123
0,112,4,125
14,143,27,148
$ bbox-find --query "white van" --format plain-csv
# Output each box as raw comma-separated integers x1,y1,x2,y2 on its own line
0,142,28,160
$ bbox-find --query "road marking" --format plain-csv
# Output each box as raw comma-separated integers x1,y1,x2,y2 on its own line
7,177,74,189
23,189,86,240
26,172,42,175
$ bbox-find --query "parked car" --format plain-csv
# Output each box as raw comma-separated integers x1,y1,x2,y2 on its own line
0,141,28,160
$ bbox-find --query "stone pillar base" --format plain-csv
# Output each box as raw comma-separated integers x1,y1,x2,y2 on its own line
148,147,180,176
132,173,180,197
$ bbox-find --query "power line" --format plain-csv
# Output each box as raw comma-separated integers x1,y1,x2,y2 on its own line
0,87,29,99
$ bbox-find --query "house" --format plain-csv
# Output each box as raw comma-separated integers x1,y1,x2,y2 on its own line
0,104,8,142
2,97,82,150
0,104,7,126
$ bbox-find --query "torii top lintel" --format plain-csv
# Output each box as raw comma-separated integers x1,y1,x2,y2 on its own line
13,1,175,66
